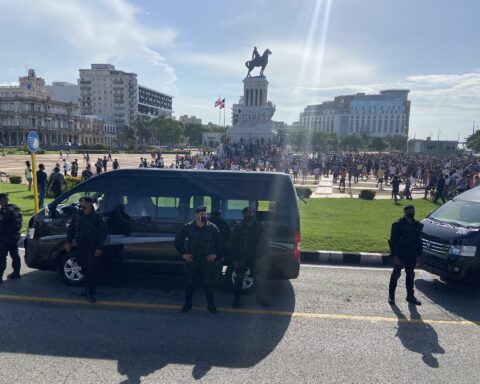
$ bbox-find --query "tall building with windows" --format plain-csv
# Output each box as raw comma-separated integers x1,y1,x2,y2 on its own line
299,90,411,138
79,64,138,128
0,69,80,146
46,81,80,104
138,85,173,118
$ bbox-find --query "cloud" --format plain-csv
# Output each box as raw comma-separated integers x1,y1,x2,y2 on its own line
0,0,177,88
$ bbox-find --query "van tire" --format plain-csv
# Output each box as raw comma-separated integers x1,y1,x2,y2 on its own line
225,266,255,295
58,252,85,286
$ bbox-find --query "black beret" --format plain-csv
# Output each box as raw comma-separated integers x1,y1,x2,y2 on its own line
195,206,207,213
404,205,415,211
242,206,255,216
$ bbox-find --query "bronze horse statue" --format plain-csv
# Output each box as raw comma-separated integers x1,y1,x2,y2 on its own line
245,49,272,77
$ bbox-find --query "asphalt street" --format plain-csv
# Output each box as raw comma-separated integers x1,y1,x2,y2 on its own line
0,254,479,384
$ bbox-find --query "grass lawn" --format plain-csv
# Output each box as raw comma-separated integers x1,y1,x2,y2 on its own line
299,198,439,253
0,182,53,233
1,181,439,253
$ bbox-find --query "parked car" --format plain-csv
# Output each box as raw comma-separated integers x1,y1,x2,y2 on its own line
419,186,480,282
24,169,301,291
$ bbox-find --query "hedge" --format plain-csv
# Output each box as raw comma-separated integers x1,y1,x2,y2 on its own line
9,176,22,184
359,189,376,200
295,186,313,199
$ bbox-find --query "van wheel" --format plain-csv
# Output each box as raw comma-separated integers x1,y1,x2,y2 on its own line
225,266,255,295
58,253,84,286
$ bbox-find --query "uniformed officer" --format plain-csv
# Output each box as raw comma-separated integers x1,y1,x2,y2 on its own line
65,196,107,303
0,193,23,283
175,206,223,314
230,206,270,308
388,204,423,306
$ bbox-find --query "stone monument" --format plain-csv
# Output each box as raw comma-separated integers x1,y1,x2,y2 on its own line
228,47,276,143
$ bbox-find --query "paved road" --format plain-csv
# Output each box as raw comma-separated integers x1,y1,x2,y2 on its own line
0,258,479,384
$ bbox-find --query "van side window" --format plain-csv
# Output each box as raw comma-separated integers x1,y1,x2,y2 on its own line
120,193,185,223
54,190,105,216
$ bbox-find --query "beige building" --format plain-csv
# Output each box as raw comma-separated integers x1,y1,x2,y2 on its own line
0,69,80,146
79,115,117,147
79,64,137,128
179,115,202,125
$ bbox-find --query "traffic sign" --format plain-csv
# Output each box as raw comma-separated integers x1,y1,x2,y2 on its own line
27,131,40,153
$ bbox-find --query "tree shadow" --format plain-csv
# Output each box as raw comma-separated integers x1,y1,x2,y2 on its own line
415,278,480,325
0,270,295,383
391,304,445,367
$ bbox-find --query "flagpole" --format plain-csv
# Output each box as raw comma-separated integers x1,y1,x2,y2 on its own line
223,99,226,128
218,95,221,126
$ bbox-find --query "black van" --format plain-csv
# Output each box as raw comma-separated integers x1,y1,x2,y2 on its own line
24,169,301,289
418,186,480,282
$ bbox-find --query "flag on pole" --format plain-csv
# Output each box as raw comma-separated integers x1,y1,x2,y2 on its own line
214,97,222,107
219,98,225,109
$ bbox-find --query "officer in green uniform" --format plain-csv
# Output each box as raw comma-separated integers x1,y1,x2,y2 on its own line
65,196,107,303
0,193,23,283
230,206,270,308
175,206,223,314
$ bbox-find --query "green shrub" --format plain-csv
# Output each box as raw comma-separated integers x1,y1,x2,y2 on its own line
295,186,313,199
359,189,376,200
47,175,82,198
9,176,22,184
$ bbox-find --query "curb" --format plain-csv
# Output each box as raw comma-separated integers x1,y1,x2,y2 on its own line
301,250,391,266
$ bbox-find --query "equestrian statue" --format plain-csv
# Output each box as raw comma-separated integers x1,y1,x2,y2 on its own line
245,47,272,77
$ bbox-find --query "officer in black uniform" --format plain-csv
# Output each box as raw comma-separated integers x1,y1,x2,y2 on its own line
230,206,270,308
175,206,223,314
388,204,423,306
65,196,107,303
0,193,23,283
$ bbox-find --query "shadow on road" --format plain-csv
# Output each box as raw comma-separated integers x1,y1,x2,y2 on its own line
0,270,295,383
415,278,480,326
391,304,445,367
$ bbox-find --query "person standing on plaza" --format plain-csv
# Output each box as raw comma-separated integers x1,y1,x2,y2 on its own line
62,158,69,176
112,158,120,170
230,207,270,308
81,165,93,181
0,193,23,283
391,175,401,204
47,167,65,199
65,197,107,303
433,174,446,204
102,156,108,173
36,164,47,209
388,205,423,306
24,160,33,191
174,206,223,314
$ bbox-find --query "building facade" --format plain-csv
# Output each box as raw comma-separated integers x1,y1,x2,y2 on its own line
79,64,137,128
299,90,411,138
46,81,80,104
179,115,202,125
0,69,80,146
79,115,117,147
407,138,458,156
138,85,173,118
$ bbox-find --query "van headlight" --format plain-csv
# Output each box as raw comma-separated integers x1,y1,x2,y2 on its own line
449,245,477,257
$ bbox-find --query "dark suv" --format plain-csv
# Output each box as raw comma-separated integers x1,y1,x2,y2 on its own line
24,169,301,290
419,186,480,282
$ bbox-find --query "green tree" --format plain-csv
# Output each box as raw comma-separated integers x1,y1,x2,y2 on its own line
118,125,137,149
386,134,408,152
368,137,388,152
466,130,480,152
290,128,310,151
184,123,204,146
339,134,364,151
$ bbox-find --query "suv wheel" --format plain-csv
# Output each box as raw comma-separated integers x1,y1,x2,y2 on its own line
59,253,84,286
225,266,255,294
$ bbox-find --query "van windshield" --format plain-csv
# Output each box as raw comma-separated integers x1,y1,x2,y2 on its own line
429,200,480,228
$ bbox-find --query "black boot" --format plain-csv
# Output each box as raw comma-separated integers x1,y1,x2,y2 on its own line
86,290,96,304
182,286,194,313
406,295,422,306
206,285,217,314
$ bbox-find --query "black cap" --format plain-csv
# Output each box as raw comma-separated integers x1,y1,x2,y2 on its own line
242,206,255,216
404,205,415,211
195,206,207,213
0,193,8,199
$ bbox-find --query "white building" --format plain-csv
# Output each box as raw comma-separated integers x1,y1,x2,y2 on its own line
46,81,80,104
202,132,222,147
299,90,411,138
79,64,138,128
0,69,80,146
179,115,202,125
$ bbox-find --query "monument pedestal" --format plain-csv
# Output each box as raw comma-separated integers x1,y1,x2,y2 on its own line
228,76,276,143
